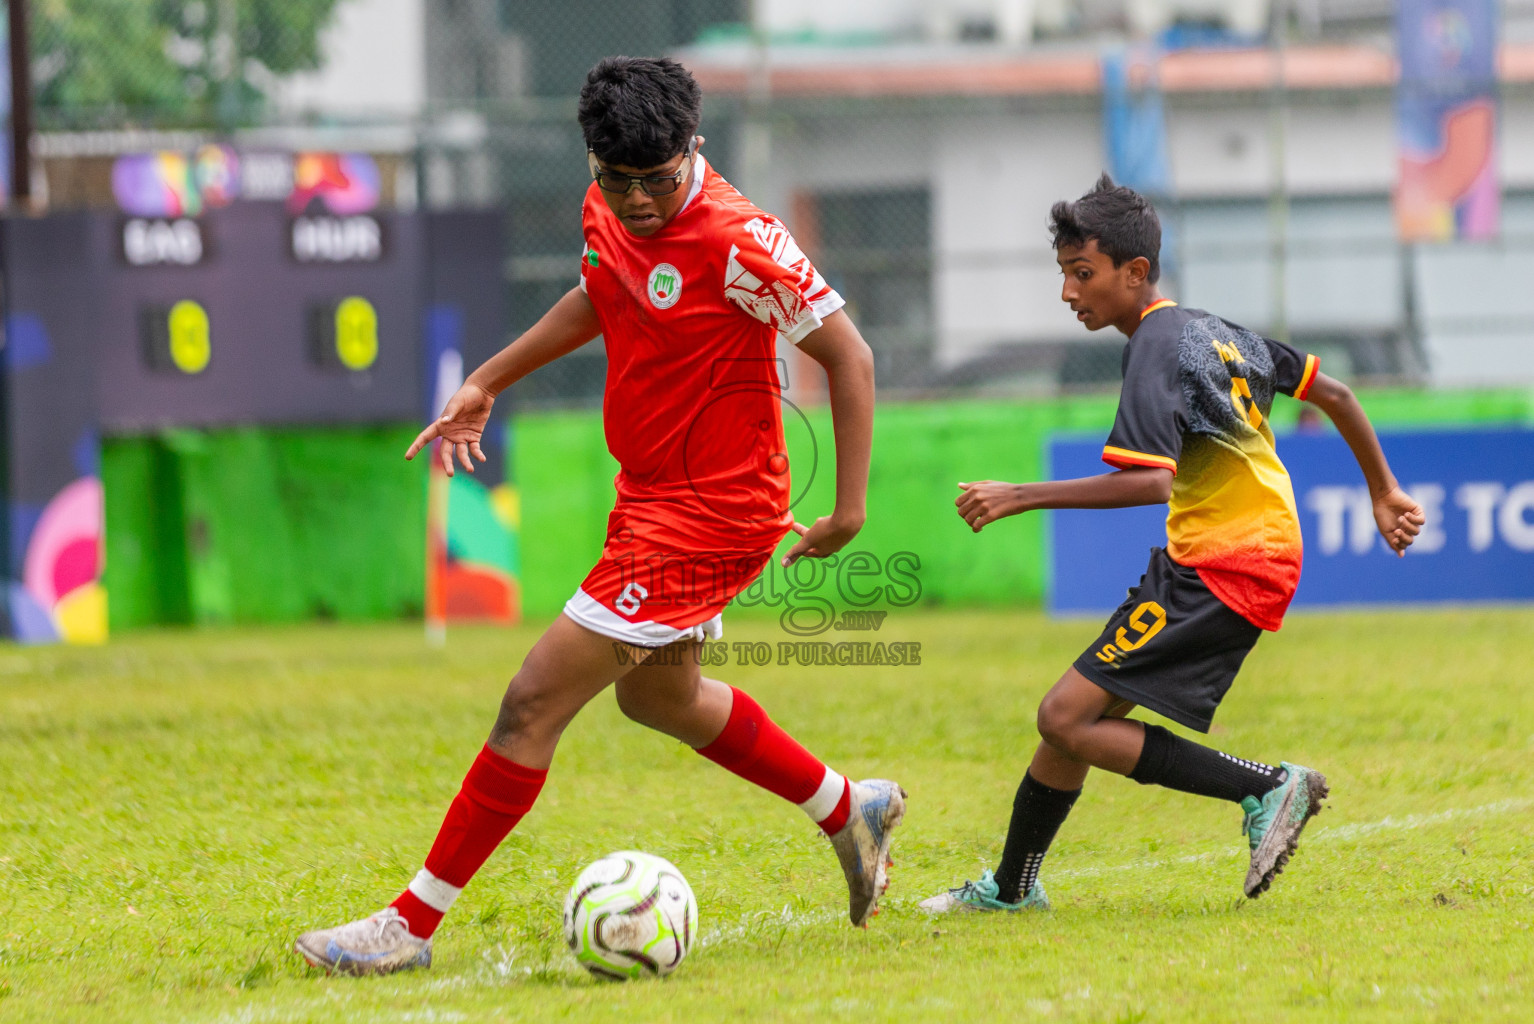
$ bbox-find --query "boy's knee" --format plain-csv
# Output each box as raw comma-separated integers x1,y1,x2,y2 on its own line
490,677,565,745
613,681,651,725
613,678,690,730
1035,694,1080,754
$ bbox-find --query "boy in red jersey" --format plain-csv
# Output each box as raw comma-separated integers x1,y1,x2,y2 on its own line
921,175,1425,914
296,57,904,975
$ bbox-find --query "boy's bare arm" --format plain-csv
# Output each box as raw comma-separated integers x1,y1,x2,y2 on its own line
1303,372,1425,556
782,310,875,565
406,287,602,474
955,468,1173,533
467,286,603,397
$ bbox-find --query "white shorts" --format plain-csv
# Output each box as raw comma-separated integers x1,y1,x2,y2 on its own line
562,587,725,648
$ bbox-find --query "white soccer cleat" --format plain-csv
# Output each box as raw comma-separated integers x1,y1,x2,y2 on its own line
828,778,907,927
294,907,432,976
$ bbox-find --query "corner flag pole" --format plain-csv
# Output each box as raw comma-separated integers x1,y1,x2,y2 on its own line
425,347,464,647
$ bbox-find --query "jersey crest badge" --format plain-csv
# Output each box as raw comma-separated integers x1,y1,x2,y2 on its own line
647,263,682,309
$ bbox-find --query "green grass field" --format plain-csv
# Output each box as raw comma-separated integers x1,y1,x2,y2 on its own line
2,608,1531,1022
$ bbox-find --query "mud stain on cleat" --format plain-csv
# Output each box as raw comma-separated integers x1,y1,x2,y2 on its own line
1248,770,1330,899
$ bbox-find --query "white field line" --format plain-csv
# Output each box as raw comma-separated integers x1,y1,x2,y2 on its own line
696,905,842,950
434,906,847,990
1046,797,1531,880
1048,796,1533,881
204,797,1528,1023
1308,797,1531,842
696,797,1531,952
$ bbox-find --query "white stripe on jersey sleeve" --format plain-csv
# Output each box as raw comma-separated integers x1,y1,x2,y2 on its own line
725,215,847,344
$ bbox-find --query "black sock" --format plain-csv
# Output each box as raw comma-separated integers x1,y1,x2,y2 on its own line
1129,723,1285,803
993,771,1081,903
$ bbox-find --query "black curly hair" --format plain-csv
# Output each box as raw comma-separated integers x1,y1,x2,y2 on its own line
578,56,702,169
1050,173,1162,284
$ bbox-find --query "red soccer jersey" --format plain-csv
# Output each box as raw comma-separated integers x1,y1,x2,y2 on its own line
578,156,843,550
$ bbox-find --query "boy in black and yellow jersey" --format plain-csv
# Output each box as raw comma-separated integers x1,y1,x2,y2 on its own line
922,175,1425,912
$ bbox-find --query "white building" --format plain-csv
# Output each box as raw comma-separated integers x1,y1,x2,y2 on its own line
259,0,1534,389
680,35,1534,388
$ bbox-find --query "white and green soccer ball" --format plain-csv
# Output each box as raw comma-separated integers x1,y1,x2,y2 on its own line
562,850,698,980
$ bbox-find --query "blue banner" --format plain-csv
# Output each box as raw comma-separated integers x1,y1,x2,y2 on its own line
1399,0,1496,86
1101,48,1170,197
1101,48,1177,281
1395,0,1500,241
1049,430,1534,617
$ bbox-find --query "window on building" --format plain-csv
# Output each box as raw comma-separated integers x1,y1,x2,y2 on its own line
805,186,933,389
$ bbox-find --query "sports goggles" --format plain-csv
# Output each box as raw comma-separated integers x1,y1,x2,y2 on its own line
588,137,700,196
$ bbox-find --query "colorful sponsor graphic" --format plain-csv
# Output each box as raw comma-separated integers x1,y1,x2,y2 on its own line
11,477,107,644
113,149,384,219
112,146,241,218
195,144,240,207
441,473,521,621
424,311,520,634
1395,0,1499,242
288,153,381,216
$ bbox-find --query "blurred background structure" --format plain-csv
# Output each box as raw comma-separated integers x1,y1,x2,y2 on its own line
16,0,1534,396
4,0,1534,636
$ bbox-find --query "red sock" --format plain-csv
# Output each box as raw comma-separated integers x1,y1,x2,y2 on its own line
389,745,546,938
696,687,851,835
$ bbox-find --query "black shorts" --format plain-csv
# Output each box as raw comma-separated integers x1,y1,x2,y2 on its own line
1072,548,1262,733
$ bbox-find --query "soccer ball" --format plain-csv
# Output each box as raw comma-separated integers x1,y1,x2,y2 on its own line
562,850,698,980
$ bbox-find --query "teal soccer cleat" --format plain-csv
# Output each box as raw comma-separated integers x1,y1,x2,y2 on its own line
918,869,1049,914
1241,761,1330,898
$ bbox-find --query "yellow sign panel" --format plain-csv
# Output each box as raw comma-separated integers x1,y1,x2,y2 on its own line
334,296,378,371
167,300,211,374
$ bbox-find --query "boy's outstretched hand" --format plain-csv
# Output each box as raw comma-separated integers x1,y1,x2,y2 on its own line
782,512,864,567
406,381,496,476
956,481,1027,533
1374,485,1426,556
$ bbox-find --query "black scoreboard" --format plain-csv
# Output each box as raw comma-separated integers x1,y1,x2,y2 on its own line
0,205,505,630
65,205,500,430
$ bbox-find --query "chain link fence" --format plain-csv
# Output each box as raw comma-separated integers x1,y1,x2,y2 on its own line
17,0,1534,407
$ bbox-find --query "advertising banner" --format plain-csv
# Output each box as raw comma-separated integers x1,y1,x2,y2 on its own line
1395,0,1500,242
1101,48,1170,198
421,212,521,633
1,215,108,643
1050,430,1534,618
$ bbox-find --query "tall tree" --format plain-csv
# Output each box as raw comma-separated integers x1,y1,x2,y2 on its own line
29,0,344,126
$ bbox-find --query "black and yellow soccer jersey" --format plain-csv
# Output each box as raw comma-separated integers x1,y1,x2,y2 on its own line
1100,299,1320,631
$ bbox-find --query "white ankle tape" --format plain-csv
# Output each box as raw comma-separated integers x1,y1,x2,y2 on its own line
798,768,847,823
408,869,463,913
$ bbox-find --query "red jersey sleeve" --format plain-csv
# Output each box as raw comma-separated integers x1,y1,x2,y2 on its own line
723,215,845,344
578,191,598,293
